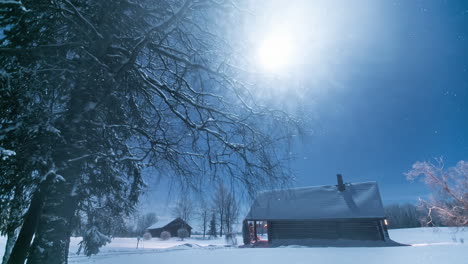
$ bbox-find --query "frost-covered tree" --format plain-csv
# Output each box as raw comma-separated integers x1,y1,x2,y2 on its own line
171,196,194,223
177,228,189,240
197,201,210,239
212,183,238,236
406,158,468,227
0,1,297,263
224,192,239,234
0,48,54,264
136,212,158,235
212,183,228,237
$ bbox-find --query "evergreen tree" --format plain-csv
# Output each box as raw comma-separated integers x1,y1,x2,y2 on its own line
208,213,217,238
0,1,297,263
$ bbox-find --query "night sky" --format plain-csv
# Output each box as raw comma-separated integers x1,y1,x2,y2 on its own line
143,1,468,218
291,0,468,204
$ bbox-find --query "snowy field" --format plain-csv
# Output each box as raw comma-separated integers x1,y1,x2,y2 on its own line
1,227,466,264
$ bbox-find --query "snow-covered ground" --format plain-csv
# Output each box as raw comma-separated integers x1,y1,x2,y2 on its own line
1,227,466,264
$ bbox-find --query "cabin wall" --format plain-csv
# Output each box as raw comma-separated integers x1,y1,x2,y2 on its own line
268,218,385,241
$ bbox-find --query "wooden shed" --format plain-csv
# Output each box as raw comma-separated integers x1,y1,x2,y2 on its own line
146,217,192,238
243,175,390,246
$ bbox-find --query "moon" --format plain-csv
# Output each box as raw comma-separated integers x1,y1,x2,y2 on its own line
257,31,295,72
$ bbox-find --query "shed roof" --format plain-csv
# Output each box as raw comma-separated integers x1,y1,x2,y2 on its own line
245,181,385,220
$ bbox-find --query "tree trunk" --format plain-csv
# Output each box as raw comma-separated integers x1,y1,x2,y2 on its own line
219,214,223,237
202,219,206,240
2,185,24,264
7,188,46,264
27,178,79,264
242,220,249,245
2,227,19,264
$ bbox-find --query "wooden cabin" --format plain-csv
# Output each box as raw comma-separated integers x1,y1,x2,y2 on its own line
243,175,390,246
146,217,192,238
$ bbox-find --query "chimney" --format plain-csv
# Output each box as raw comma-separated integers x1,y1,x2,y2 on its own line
336,174,346,192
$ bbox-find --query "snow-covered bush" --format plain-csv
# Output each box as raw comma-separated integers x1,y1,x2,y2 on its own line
77,226,111,256
177,228,189,240
143,232,152,240
160,231,171,240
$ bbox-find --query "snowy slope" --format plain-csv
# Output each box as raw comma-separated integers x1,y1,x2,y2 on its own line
1,227,466,264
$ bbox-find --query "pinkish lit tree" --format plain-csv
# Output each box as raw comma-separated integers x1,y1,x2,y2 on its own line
406,158,468,227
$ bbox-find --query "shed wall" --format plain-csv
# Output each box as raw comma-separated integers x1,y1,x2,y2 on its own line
147,218,192,238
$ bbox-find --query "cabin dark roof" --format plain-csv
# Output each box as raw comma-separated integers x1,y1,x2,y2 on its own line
245,181,385,220
146,217,192,230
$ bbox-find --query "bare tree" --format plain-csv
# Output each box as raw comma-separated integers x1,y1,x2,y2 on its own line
136,213,158,235
405,158,468,226
224,192,239,234
212,183,228,237
198,201,210,240
212,183,239,236
177,228,189,241
172,196,194,224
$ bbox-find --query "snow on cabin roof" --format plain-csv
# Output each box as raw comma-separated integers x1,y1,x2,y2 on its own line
245,181,385,220
146,219,175,230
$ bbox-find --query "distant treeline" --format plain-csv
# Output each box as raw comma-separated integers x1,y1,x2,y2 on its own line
384,203,443,229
